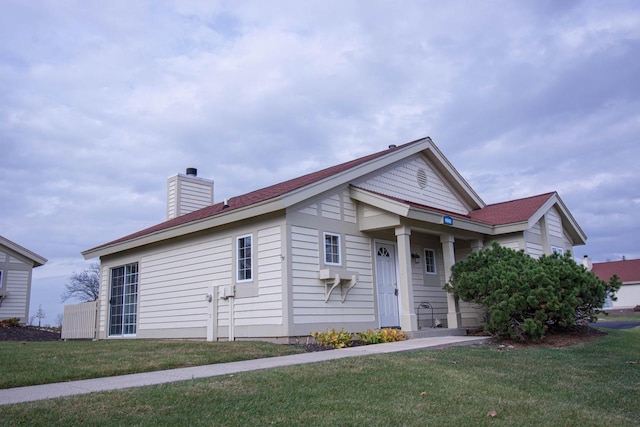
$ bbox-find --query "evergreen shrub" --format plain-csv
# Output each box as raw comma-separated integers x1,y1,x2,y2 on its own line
446,243,620,340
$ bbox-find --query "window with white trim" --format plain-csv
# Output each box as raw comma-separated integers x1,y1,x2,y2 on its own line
324,232,341,265
551,246,564,256
237,234,253,282
424,248,437,274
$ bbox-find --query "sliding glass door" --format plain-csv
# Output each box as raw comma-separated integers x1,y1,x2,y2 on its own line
109,263,138,336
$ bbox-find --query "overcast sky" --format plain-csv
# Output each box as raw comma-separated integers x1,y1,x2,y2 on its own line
1,1,639,324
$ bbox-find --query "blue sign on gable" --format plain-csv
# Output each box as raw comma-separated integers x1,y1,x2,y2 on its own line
443,216,453,226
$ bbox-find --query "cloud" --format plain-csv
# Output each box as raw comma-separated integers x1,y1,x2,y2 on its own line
1,0,639,322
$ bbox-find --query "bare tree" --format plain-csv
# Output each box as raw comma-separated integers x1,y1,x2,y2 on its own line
55,313,64,328
61,263,100,303
35,304,46,328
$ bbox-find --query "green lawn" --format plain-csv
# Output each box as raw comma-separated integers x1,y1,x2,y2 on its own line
0,340,304,389
596,310,640,322
2,329,639,426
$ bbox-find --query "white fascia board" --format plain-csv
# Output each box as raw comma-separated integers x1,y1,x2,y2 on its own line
81,198,285,259
491,221,531,235
349,187,411,217
406,208,493,235
0,236,47,266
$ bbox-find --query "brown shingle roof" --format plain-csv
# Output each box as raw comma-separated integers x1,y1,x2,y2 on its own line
592,259,640,283
86,139,424,252
373,190,557,226
468,192,556,225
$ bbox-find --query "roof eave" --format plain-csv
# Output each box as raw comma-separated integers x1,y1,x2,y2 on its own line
82,198,286,259
0,236,47,267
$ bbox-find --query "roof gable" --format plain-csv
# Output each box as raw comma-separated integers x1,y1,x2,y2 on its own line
0,235,47,267
592,259,640,283
354,153,471,215
469,192,556,225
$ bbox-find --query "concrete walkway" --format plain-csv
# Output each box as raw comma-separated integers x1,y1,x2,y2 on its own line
0,335,490,406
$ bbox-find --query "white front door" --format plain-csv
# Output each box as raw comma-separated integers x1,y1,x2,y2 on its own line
375,242,399,328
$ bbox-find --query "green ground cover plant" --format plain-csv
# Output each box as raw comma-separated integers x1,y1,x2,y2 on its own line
310,327,406,348
2,329,638,426
0,340,303,389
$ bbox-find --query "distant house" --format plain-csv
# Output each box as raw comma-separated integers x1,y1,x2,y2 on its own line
82,137,586,341
0,236,47,324
590,258,640,309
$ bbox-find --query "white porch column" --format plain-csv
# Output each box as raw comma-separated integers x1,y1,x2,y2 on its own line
470,239,484,252
441,234,461,329
395,225,418,331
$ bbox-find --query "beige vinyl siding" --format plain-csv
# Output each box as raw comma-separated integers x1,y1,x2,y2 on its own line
233,226,283,327
177,179,213,214
355,154,468,214
320,194,341,220
298,203,318,216
291,226,374,325
166,174,214,220
291,226,321,323
343,234,375,315
3,270,30,319
547,207,563,238
491,237,522,252
0,248,33,323
530,221,542,235
298,191,356,224
411,243,448,328
526,241,544,259
139,238,230,331
167,177,177,219
343,190,357,223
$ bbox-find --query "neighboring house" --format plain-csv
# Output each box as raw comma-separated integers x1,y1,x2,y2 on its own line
0,236,47,324
590,258,640,309
82,137,586,341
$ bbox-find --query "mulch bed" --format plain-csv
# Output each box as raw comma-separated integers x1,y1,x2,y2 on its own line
492,326,608,348
0,326,61,342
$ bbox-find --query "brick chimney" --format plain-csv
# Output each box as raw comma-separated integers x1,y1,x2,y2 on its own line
167,168,214,220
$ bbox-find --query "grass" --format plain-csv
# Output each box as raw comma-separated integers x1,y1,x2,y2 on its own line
0,340,304,389
596,310,640,322
1,329,639,426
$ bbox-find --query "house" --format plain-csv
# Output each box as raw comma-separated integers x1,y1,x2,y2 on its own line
589,258,640,309
0,235,48,324
82,137,586,341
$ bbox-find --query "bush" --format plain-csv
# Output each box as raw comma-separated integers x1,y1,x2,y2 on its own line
0,318,20,328
446,243,620,341
358,328,406,344
310,328,353,349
